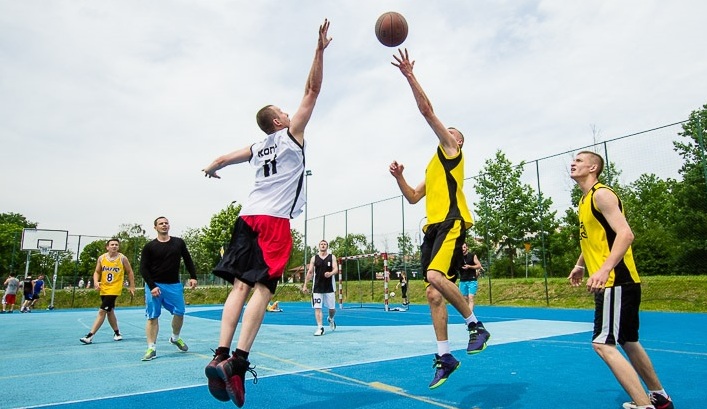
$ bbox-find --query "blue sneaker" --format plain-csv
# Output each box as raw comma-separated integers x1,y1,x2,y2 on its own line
467,321,490,354
429,353,460,389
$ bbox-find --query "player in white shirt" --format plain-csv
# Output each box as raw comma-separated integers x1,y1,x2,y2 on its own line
202,19,332,408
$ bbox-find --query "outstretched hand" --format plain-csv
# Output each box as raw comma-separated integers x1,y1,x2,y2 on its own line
391,48,414,76
318,19,332,51
202,168,220,179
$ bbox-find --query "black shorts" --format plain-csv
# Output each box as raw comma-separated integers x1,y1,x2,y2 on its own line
592,283,641,345
212,217,280,294
420,219,466,284
100,295,119,312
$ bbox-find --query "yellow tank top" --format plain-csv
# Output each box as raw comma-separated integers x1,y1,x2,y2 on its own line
424,145,473,231
99,253,125,296
578,183,640,287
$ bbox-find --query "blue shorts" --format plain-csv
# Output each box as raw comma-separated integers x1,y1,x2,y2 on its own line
459,280,478,296
145,283,186,319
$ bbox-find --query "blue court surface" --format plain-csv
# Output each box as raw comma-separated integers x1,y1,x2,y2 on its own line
1,302,704,409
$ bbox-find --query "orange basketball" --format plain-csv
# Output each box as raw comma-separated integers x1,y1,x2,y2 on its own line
375,11,408,47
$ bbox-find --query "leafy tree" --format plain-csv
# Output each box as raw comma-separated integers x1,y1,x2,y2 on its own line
191,202,242,276
0,213,37,276
621,174,681,275
329,234,379,280
474,151,545,277
672,104,707,274
77,240,108,280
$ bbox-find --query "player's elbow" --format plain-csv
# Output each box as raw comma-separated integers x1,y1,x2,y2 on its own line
418,105,434,118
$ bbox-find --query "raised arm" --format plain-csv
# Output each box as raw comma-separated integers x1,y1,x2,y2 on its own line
389,160,425,204
289,19,332,143
391,48,458,157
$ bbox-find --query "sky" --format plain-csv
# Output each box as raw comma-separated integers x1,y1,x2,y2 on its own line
1,0,706,253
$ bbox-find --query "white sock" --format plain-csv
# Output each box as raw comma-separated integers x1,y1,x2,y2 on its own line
650,389,668,398
436,340,451,356
464,313,478,325
148,343,156,350
171,333,180,341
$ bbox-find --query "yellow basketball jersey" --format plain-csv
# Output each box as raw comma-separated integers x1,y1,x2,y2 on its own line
424,145,473,231
99,253,126,296
578,183,640,287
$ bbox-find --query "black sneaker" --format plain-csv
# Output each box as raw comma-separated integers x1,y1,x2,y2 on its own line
623,392,674,409
215,354,258,408
428,353,460,389
467,321,490,354
204,351,230,402
650,392,675,409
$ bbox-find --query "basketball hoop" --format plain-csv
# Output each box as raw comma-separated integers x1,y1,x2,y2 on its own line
38,245,51,256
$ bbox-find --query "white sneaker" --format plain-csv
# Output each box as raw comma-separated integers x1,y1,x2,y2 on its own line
314,327,324,336
113,333,123,341
80,335,93,344
327,317,336,331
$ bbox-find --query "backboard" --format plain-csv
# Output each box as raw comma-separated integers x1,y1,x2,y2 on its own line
21,228,68,252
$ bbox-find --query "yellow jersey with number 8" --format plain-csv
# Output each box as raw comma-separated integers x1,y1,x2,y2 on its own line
99,254,126,296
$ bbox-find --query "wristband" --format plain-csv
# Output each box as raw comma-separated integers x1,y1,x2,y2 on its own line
574,265,585,270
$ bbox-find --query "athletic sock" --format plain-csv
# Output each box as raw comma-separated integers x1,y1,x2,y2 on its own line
114,329,120,335
148,343,156,350
171,333,180,341
234,348,249,360
86,332,94,337
436,340,451,356
464,313,478,326
649,389,668,398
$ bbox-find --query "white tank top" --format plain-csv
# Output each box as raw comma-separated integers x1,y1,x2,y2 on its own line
240,129,306,219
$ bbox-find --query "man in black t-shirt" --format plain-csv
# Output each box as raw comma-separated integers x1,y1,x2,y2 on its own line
139,216,197,361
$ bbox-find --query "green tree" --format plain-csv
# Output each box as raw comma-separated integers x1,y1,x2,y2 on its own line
621,174,681,275
77,240,108,280
0,213,37,276
672,103,707,274
191,202,242,276
329,234,379,280
474,151,544,277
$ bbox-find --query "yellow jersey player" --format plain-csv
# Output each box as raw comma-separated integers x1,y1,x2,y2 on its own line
80,238,136,344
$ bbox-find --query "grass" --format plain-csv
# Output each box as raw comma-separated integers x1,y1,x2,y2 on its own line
9,275,707,313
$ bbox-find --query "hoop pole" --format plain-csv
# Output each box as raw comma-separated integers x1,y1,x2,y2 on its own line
49,254,59,309
382,252,389,311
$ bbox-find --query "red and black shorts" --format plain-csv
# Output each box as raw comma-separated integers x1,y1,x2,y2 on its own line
213,215,292,294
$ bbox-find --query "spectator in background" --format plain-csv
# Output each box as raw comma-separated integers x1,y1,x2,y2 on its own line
139,216,197,361
2,273,20,313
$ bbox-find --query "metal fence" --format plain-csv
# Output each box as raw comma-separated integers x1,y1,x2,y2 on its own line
296,121,700,305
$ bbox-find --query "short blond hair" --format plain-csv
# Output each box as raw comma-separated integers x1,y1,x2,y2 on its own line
578,150,604,175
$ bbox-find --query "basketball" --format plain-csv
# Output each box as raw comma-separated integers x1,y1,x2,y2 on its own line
375,12,408,47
